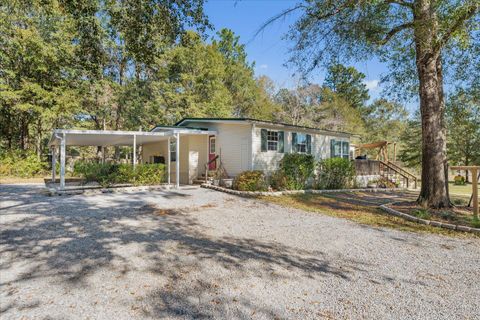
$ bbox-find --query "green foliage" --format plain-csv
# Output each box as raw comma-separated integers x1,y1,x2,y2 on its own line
446,87,480,172
399,113,422,169
316,158,355,190
453,175,466,185
74,162,165,187
233,170,268,191
275,154,315,190
472,217,480,229
324,63,369,110
0,151,48,178
413,208,431,220
362,98,408,144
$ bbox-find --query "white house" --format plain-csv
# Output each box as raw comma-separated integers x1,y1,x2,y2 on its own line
145,118,352,184
49,117,352,189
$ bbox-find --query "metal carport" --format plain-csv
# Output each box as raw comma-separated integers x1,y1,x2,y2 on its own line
48,128,215,190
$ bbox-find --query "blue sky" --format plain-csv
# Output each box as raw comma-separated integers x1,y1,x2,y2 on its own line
204,0,389,102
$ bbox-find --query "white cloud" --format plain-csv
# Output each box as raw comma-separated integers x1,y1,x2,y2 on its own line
363,79,380,90
259,64,268,69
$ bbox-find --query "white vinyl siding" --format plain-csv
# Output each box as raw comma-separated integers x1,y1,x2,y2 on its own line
253,126,350,173
179,122,252,176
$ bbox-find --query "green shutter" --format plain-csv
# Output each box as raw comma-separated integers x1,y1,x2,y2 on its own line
292,132,297,153
261,129,267,152
330,139,335,158
306,134,312,154
278,131,284,153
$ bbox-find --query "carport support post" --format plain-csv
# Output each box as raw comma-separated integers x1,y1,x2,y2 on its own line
176,132,180,189
51,146,56,183
167,136,171,186
133,134,137,169
60,133,66,190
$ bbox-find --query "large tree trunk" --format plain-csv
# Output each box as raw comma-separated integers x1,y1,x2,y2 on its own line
414,0,450,208
416,56,449,207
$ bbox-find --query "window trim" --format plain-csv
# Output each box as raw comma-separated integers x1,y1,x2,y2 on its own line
294,133,308,153
331,139,350,159
266,130,279,152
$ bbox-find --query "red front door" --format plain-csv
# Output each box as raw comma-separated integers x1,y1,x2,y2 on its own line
209,136,216,170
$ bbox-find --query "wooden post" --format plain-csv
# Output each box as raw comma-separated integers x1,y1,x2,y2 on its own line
451,166,479,219
473,168,478,219
393,142,397,162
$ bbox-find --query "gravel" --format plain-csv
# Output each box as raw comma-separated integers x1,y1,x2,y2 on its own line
1,183,479,320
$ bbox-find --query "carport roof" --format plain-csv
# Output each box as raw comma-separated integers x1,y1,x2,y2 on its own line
48,128,215,147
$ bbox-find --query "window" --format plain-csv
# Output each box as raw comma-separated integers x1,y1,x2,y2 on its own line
209,137,216,154
330,140,349,159
261,129,284,152
292,133,311,154
296,133,307,153
267,130,278,151
170,140,176,162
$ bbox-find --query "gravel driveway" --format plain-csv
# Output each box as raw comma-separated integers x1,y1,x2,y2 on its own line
1,184,479,320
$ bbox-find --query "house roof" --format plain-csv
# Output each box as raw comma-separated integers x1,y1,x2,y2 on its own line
172,117,352,137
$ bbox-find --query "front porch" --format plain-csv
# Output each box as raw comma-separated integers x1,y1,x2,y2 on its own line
48,128,217,190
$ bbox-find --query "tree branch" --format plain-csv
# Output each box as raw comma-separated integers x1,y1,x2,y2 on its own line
377,22,414,45
253,4,306,39
434,3,479,53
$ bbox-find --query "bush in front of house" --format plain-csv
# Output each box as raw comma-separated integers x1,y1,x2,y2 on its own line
316,157,356,190
0,151,48,178
73,162,166,187
233,170,268,191
275,153,316,190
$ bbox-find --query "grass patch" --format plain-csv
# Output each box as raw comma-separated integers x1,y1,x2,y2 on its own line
412,208,431,219
448,182,479,197
262,193,478,238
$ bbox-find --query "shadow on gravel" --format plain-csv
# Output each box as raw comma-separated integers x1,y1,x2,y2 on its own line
0,184,365,318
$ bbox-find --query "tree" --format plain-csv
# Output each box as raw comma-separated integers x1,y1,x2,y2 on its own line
152,31,234,123
446,88,480,181
399,113,422,169
0,1,80,158
274,84,365,135
323,64,370,110
264,0,479,208
363,99,408,143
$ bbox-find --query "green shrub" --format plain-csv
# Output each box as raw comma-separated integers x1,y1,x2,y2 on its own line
233,170,267,191
275,154,315,190
471,217,480,229
133,164,167,186
454,175,466,185
0,151,48,177
73,162,165,187
316,158,355,190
